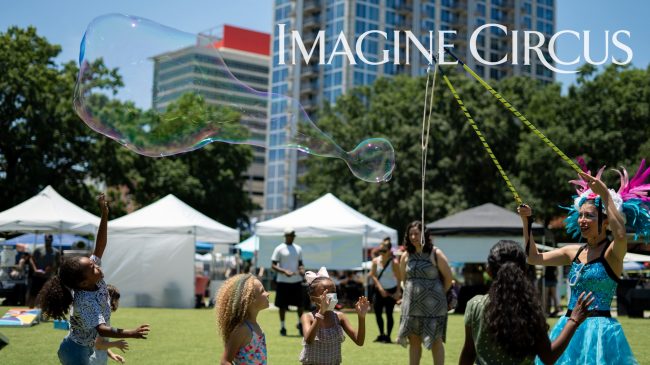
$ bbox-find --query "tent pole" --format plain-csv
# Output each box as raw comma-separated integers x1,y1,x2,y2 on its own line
363,227,368,298
59,222,63,256
253,237,258,275
193,226,197,260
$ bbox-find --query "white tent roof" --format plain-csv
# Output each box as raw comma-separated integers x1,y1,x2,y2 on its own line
108,194,238,243
0,186,100,233
256,193,397,243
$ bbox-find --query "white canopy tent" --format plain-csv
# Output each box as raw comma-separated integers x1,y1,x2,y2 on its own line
256,193,398,270
0,186,99,234
103,194,239,308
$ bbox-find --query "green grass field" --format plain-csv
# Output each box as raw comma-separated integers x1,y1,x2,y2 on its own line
0,305,648,364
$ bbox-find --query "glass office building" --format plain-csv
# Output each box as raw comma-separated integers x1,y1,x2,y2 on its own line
265,0,555,218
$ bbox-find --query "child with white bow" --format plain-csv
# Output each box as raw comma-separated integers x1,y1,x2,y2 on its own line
299,267,370,365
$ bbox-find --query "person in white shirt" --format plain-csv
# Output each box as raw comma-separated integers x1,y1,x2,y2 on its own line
271,227,305,336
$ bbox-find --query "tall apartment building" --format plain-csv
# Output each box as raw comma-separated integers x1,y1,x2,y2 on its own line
265,0,555,218
152,25,270,213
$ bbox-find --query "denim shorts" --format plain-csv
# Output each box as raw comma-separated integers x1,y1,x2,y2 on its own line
58,336,95,365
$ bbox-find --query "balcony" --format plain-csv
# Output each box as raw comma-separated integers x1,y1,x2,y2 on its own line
303,16,321,30
492,0,515,9
301,31,319,46
303,0,321,14
300,81,319,96
301,97,320,111
300,64,320,78
397,3,413,14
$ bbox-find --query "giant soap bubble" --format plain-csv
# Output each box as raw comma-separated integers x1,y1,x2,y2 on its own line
74,14,394,182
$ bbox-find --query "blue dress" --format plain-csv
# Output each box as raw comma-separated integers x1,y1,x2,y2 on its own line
536,242,638,365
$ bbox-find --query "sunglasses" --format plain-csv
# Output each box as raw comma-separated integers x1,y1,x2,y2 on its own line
568,263,585,287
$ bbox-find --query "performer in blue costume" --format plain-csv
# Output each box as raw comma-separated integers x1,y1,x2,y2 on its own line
518,159,650,365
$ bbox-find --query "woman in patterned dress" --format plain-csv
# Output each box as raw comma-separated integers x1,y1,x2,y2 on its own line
397,221,453,365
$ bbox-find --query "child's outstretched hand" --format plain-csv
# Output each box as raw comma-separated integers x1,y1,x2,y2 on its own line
128,324,150,339
98,193,109,215
570,291,595,325
109,352,126,364
355,296,370,317
113,339,129,352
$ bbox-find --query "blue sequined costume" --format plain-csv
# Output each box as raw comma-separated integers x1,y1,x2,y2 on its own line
536,241,638,365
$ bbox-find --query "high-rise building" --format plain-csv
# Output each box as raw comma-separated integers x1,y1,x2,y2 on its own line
152,25,270,213
265,0,555,218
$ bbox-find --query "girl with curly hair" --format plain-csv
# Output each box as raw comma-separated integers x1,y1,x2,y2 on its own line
459,240,594,365
216,273,270,365
518,160,649,364
39,194,150,365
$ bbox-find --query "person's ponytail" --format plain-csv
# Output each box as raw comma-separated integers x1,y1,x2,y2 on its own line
39,256,85,319
39,275,73,319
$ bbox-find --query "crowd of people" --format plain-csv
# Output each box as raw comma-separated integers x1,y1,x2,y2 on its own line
4,160,648,365
216,163,649,365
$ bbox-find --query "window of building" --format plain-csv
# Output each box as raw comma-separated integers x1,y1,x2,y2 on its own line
356,4,367,17
545,23,553,34
369,6,379,20
490,8,503,21
354,71,364,85
442,10,454,22
476,65,485,77
336,3,345,17
545,8,553,21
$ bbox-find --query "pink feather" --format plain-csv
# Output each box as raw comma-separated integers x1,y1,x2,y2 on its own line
616,159,650,202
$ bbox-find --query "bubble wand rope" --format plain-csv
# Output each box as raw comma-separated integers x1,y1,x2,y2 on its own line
433,54,523,206
443,49,582,175
421,63,438,241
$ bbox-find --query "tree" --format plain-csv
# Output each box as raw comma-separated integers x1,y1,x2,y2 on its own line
84,89,254,227
1,26,255,226
0,26,121,214
301,66,650,239
300,74,530,236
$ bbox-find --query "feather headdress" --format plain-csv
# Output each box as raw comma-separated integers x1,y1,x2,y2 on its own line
564,158,650,242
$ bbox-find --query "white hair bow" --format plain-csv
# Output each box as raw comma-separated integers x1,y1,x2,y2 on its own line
305,267,329,285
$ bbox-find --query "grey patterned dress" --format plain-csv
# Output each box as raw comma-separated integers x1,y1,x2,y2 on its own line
397,251,448,349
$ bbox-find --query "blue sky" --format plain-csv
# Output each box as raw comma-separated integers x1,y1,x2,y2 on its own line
2,0,648,91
